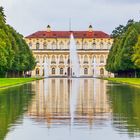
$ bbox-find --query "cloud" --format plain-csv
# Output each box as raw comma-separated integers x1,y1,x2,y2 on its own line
1,0,140,36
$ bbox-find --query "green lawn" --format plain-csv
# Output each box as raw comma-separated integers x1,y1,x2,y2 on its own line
0,78,41,88
105,78,140,86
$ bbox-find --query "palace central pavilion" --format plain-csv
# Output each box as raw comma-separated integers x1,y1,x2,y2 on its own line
25,25,113,77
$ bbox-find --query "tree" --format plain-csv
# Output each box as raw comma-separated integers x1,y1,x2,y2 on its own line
0,7,36,77
116,26,138,72
132,36,140,68
106,20,140,77
0,6,6,23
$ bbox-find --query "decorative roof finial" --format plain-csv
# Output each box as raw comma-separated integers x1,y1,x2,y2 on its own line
47,25,51,32
88,25,93,32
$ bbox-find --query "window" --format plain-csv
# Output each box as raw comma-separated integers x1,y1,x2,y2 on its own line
52,42,56,49
84,68,88,75
52,68,55,74
60,68,63,75
59,42,64,49
43,56,46,63
83,42,88,49
76,41,80,49
51,55,56,64
67,58,70,64
43,42,47,49
100,55,104,63
100,42,104,49
36,68,39,75
59,55,64,64
36,56,39,63
107,42,111,49
100,68,104,75
84,55,88,64
36,43,40,49
67,41,70,49
92,42,96,49
29,42,32,48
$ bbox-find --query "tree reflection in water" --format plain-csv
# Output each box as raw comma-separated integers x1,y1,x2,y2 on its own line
0,84,34,140
107,82,140,138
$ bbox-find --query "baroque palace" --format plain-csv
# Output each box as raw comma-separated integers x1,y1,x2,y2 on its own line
25,25,113,77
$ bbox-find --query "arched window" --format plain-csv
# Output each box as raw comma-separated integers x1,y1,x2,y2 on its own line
36,68,40,75
52,42,56,50
36,42,40,49
67,58,70,64
100,42,104,49
43,42,47,49
52,68,55,74
107,42,111,50
36,56,39,63
84,55,88,64
60,68,63,75
76,41,80,49
83,42,88,49
43,56,46,63
84,68,88,75
51,55,56,64
59,55,64,64
59,42,64,49
67,42,70,49
100,55,104,63
100,68,104,75
92,42,96,49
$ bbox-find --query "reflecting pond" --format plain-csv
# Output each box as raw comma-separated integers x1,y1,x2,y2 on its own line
1,79,140,140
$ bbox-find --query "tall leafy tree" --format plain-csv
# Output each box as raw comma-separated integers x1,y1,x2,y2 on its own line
0,6,6,23
132,36,140,68
106,20,140,77
0,7,36,77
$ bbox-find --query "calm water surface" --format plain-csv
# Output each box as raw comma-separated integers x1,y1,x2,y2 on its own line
0,79,140,140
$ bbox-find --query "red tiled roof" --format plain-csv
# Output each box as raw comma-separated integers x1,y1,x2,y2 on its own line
25,31,110,39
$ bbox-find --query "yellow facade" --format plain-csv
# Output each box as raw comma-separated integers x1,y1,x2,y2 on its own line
25,25,113,77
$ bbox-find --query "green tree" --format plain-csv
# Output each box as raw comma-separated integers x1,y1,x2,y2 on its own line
132,36,140,68
0,7,36,77
106,20,140,77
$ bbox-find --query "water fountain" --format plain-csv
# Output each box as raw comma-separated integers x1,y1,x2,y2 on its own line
69,33,80,77
44,57,49,78
93,57,98,77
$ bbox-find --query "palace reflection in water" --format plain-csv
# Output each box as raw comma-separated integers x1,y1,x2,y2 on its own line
27,79,111,128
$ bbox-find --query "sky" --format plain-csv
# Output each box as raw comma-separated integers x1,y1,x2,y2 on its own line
1,0,140,36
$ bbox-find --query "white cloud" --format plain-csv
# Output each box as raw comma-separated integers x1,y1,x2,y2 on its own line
1,0,140,36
